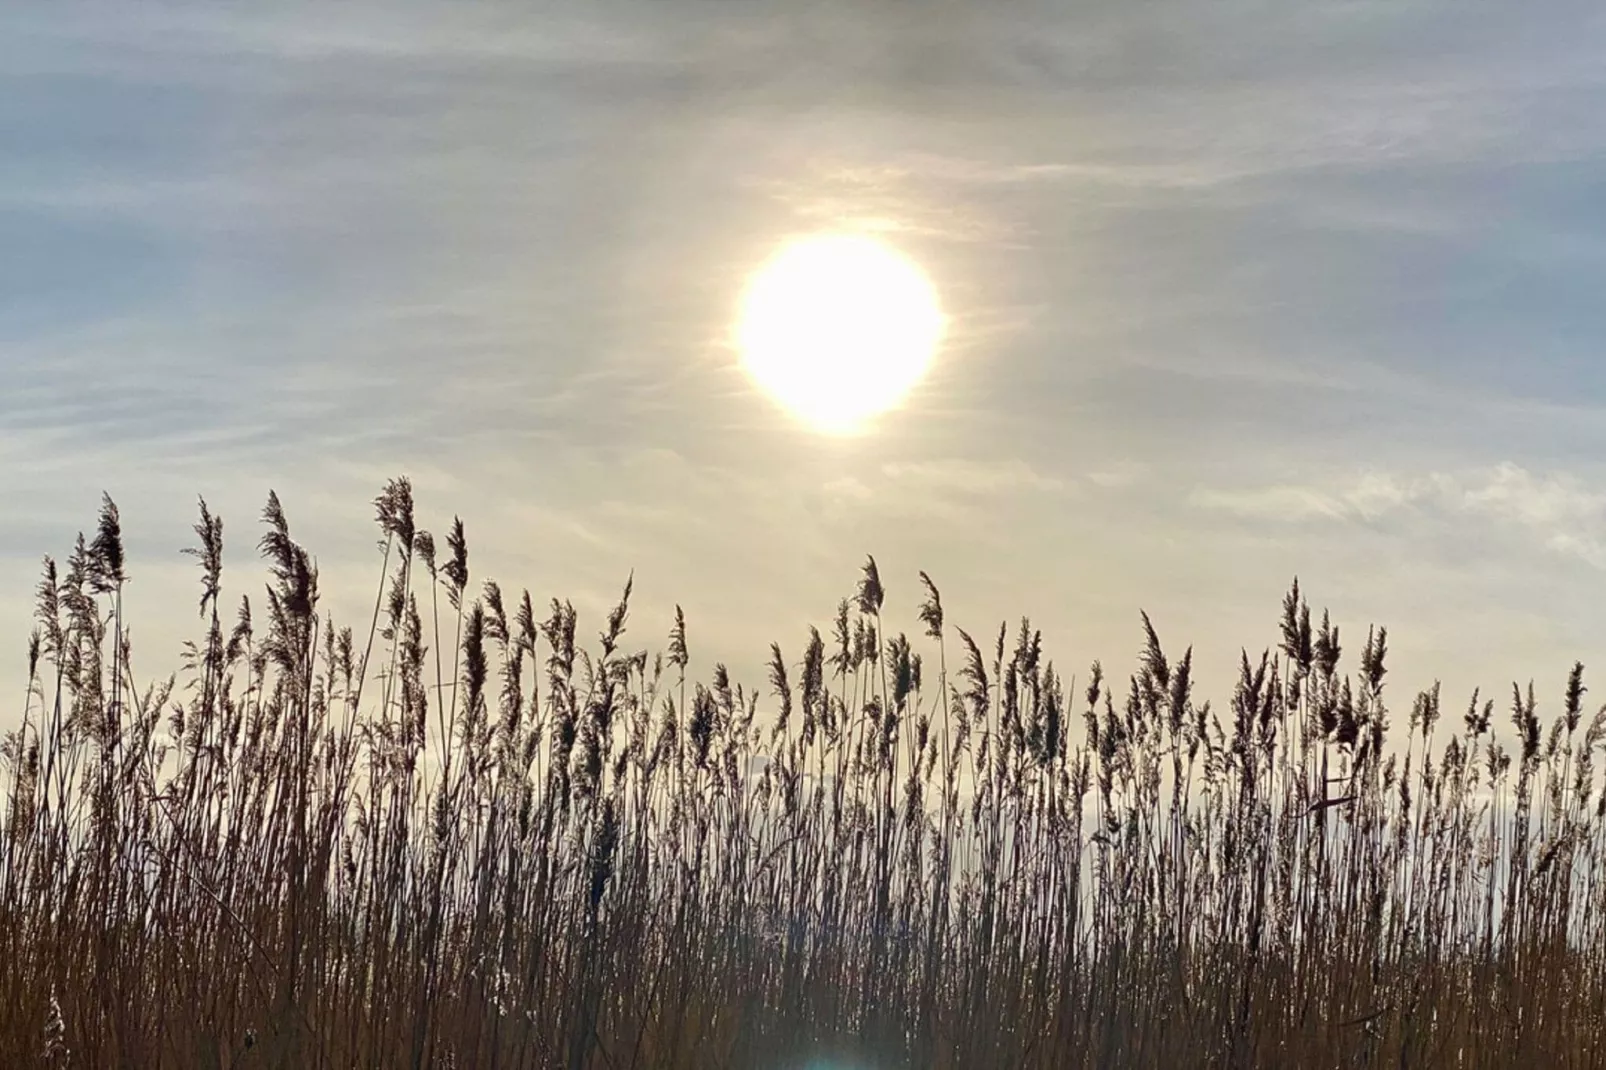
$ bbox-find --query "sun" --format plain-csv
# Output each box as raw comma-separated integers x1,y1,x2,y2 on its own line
736,233,944,435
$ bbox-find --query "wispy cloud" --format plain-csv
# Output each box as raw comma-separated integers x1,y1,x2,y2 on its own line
1085,462,1148,489
879,458,1067,496
1193,463,1606,567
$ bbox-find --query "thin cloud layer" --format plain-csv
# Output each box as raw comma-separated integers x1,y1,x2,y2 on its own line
6,1,1606,729
1193,463,1606,568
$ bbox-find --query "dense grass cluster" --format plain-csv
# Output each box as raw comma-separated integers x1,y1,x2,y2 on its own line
2,479,1605,1068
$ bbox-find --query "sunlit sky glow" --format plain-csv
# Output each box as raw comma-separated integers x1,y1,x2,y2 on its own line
738,233,943,435
7,2,1606,729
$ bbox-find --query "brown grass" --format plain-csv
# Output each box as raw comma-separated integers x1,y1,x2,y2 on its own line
2,478,1604,1068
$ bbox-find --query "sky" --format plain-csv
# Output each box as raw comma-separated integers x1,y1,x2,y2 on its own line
6,1,1606,736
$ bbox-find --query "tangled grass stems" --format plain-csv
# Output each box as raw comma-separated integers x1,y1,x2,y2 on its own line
1,479,1604,1068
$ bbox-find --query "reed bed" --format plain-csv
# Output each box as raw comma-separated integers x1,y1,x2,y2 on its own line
2,479,1603,1068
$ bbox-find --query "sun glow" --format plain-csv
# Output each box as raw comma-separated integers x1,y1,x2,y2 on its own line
736,233,944,435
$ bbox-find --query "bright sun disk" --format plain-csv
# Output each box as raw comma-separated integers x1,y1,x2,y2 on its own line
736,233,943,435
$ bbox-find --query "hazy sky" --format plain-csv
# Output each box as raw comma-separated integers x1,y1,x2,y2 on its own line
7,1,1606,730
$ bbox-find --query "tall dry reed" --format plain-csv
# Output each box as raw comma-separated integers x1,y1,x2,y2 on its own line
2,480,1603,1068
